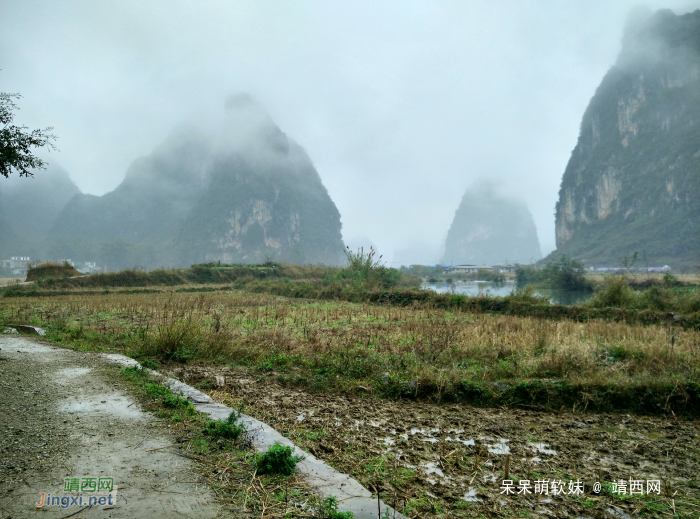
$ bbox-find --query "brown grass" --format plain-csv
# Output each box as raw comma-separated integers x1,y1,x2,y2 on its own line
2,288,698,413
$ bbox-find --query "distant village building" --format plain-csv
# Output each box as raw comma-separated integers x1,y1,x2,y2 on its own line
646,265,672,272
492,264,516,273
590,265,671,272
444,265,494,274
77,262,101,275
2,257,32,275
10,256,31,269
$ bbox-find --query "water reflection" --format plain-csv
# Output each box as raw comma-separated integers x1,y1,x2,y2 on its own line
421,281,591,306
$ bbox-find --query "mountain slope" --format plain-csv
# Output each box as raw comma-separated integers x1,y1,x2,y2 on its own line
553,8,700,269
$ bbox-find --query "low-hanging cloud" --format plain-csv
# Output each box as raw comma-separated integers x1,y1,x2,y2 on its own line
1,0,697,265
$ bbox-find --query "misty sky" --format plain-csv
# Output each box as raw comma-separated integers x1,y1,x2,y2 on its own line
2,0,698,265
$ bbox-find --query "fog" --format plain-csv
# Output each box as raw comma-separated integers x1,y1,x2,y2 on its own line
2,0,698,266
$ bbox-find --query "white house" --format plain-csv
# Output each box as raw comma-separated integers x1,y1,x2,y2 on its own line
492,264,517,273
10,256,31,269
444,265,493,274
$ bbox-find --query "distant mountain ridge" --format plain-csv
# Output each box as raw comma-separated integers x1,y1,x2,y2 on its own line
5,95,345,268
441,185,542,266
0,166,80,258
552,8,700,269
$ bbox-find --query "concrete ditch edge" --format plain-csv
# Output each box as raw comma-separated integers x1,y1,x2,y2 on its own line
102,353,409,519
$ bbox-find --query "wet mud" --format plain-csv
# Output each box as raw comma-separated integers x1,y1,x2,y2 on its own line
171,365,700,518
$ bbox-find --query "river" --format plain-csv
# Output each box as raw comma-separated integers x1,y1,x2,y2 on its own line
421,280,592,306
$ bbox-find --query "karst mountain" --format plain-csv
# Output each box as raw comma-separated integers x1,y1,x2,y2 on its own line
553,8,700,268
5,95,345,268
441,185,542,266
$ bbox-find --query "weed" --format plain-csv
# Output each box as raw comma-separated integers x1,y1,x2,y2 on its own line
255,442,304,476
318,496,354,519
140,359,159,370
204,410,244,440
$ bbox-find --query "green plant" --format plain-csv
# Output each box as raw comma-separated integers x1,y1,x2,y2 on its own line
204,410,244,440
335,247,402,289
319,496,354,518
255,442,304,476
140,359,160,370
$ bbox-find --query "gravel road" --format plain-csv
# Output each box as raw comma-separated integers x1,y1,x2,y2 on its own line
0,334,223,518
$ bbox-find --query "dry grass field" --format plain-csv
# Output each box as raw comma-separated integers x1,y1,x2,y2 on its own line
1,289,698,412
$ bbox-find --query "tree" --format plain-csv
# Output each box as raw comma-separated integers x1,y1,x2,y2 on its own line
0,92,56,178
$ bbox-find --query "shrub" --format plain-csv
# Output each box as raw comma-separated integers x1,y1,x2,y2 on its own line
516,255,591,291
27,262,81,281
255,442,304,476
589,276,635,308
204,410,244,440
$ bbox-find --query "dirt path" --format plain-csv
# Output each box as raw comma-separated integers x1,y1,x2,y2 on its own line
0,335,222,518
171,365,700,518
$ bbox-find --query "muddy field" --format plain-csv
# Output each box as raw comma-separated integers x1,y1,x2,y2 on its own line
168,364,700,518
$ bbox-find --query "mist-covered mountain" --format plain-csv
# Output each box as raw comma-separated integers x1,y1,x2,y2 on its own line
441,185,542,266
0,166,80,258
553,8,700,269
45,95,344,268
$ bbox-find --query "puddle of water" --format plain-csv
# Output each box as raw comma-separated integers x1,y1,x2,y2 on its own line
488,438,510,455
399,433,408,441
5,341,54,353
410,428,426,435
447,436,475,446
380,437,395,446
463,487,481,502
529,442,557,456
422,438,439,444
297,413,306,422
422,461,444,478
55,367,92,383
59,394,144,420
3,324,47,336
